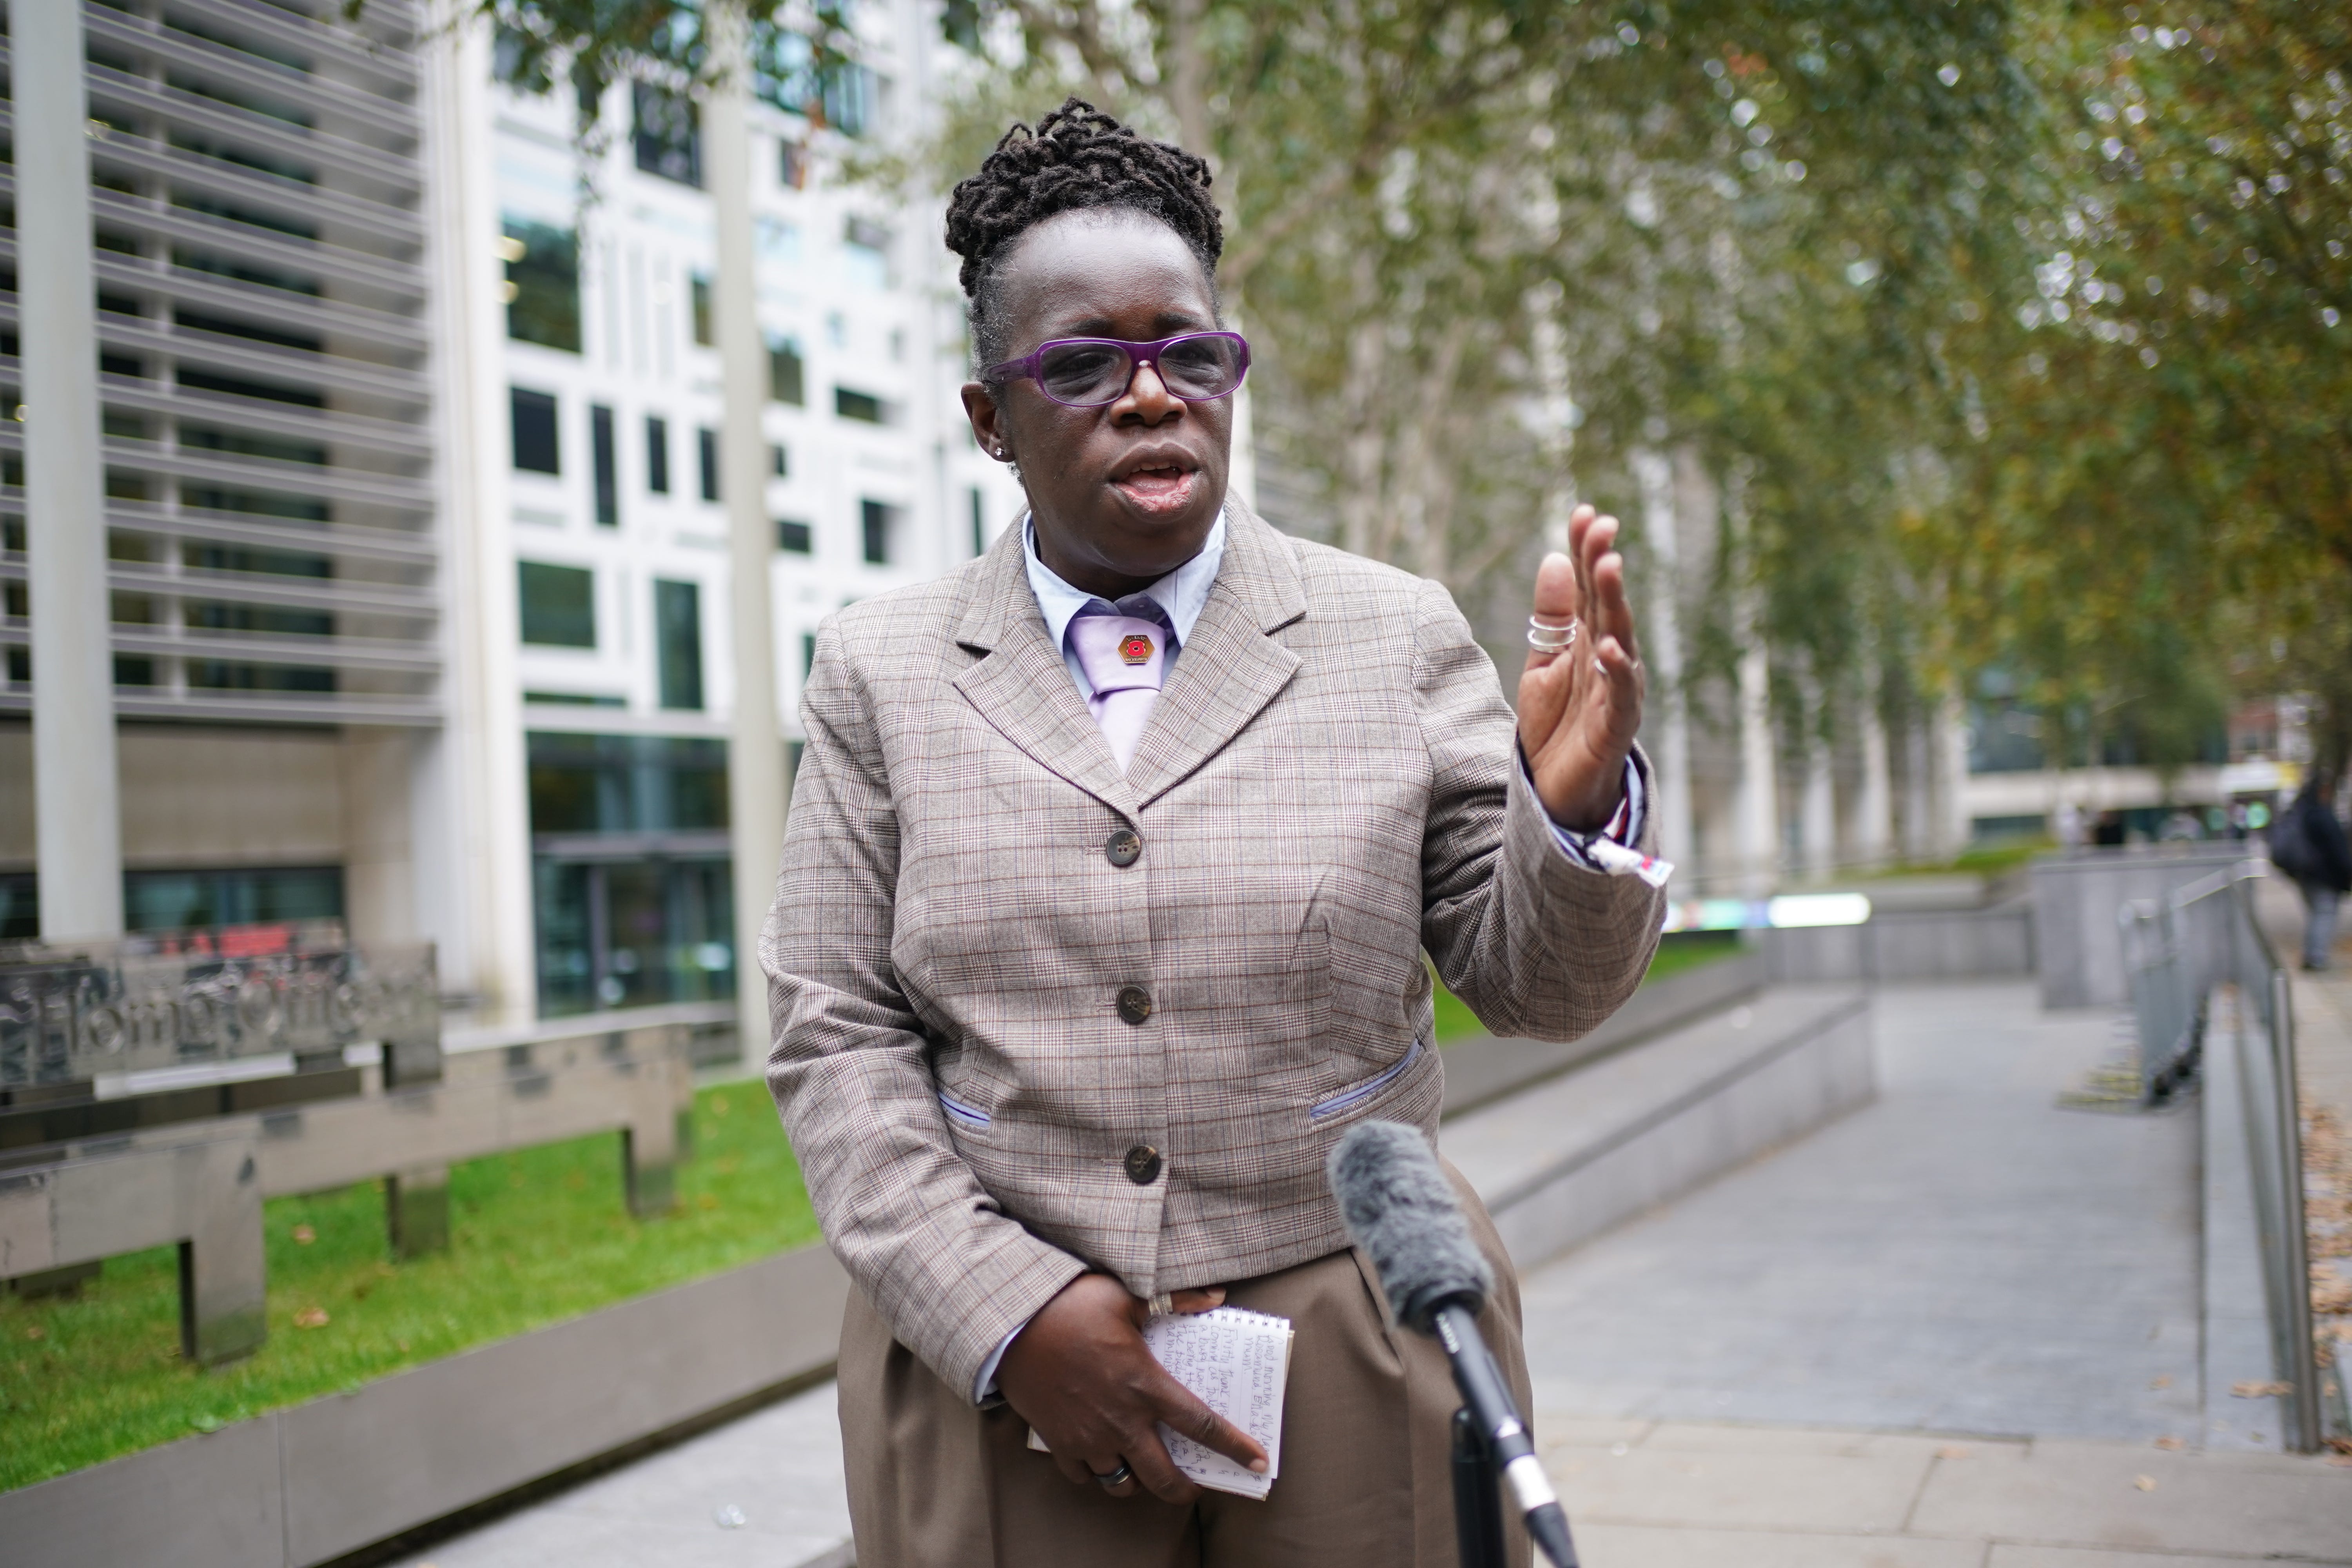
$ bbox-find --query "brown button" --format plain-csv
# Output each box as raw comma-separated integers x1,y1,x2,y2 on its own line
1116,985,1153,1026
1105,828,1142,867
1125,1145,1162,1185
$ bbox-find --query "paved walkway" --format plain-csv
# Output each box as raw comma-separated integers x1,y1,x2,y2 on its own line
1539,1416,2352,1566
1514,983,2209,1445
394,1379,852,1568
399,978,2352,1566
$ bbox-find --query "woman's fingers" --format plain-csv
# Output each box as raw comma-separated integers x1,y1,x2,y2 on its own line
1150,1374,1268,1481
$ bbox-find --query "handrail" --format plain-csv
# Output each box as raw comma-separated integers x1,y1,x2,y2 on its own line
2119,862,2321,1450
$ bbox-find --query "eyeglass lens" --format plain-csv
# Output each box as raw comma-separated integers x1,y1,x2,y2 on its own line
1035,336,1243,405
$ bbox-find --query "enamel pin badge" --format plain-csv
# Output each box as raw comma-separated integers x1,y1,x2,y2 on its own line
1119,633,1154,666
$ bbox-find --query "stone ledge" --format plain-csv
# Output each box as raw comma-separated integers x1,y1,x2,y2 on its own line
0,1242,849,1568
1447,985,1875,1269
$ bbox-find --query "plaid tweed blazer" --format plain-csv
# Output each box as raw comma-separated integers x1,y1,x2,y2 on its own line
762,501,1664,1396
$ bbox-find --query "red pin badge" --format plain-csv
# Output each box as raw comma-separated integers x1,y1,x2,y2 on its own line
1119,633,1154,666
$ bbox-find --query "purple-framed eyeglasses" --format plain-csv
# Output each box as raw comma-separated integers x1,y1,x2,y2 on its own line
983,330,1251,408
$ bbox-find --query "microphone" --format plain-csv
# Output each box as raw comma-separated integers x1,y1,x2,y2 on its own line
1329,1120,1579,1568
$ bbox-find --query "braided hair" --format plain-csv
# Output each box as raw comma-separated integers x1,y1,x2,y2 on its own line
946,98,1223,374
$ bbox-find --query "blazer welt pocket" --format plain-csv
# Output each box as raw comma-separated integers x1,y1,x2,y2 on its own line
938,1091,991,1129
1309,1039,1422,1122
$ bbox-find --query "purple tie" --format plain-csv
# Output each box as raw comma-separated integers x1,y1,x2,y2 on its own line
1067,610,1169,772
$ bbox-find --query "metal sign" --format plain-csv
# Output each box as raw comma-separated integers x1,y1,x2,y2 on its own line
0,925,439,1090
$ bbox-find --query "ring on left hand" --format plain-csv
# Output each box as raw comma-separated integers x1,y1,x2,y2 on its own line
1528,614,1579,652
1094,1461,1134,1490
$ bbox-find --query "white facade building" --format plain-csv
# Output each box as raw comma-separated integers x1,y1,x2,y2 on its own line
2,0,1020,1032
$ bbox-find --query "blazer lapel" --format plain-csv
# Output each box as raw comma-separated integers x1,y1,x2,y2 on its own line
952,521,1140,820
1125,501,1306,809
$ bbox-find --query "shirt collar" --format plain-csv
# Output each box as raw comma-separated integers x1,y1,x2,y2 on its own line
1022,508,1227,654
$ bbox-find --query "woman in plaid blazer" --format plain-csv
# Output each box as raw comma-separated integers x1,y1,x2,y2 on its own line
763,101,1665,1567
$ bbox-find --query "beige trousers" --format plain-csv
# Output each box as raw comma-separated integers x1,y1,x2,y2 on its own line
838,1164,1533,1568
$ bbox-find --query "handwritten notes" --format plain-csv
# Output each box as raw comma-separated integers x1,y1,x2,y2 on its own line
1145,1306,1293,1499
1026,1305,1294,1500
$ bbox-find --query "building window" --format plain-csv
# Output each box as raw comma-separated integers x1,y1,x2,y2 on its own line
768,338,804,405
860,499,899,566
501,219,580,352
770,443,789,477
646,415,670,494
590,404,617,526
843,217,891,290
776,518,812,554
698,427,719,503
519,561,595,647
835,388,887,424
969,485,985,557
511,387,560,474
633,83,701,186
526,732,733,1017
800,632,816,677
779,138,807,189
655,579,704,711
125,866,345,933
690,274,713,346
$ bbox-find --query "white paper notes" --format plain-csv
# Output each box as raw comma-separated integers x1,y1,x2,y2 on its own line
1143,1306,1293,1499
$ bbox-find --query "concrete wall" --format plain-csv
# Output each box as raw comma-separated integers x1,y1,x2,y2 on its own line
1470,991,1875,1270
0,1242,849,1568
0,724,351,875
1762,907,2035,985
2032,849,2253,1009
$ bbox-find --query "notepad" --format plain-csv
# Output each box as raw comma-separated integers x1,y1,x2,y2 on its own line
1027,1305,1294,1500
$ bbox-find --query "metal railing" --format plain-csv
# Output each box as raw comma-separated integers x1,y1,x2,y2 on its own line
2120,864,2321,1451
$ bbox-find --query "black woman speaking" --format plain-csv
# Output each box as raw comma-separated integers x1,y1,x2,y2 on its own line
763,98,1666,1568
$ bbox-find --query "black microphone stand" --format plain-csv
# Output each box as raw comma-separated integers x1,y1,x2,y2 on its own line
1433,1302,1579,1568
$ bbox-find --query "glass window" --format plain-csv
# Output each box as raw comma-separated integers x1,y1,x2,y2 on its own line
655,578,704,711
835,388,886,424
532,857,732,1016
501,218,580,352
768,338,804,405
526,732,730,835
698,427,719,502
590,404,617,526
633,82,701,186
646,415,669,494
776,518,812,554
519,560,595,647
770,443,789,477
860,499,898,566
969,485,985,557
123,866,344,933
511,387,559,474
690,274,713,346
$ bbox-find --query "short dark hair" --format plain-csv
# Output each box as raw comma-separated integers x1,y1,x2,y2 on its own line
944,98,1223,373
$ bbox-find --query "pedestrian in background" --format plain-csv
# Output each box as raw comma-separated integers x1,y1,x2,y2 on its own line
2271,771,2352,971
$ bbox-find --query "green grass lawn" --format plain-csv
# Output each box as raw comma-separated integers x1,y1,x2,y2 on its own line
1432,930,1744,1042
0,1076,818,1493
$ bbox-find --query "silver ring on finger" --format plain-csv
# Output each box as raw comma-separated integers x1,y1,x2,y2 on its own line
1528,614,1580,652
1093,1461,1134,1490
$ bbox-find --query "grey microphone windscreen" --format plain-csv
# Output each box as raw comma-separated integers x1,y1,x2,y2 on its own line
1327,1119,1492,1333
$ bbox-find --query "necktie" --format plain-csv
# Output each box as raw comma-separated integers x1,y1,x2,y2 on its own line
1067,603,1171,772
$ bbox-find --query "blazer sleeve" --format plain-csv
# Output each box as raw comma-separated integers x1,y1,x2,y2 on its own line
1410,576,1667,1039
761,617,1087,1396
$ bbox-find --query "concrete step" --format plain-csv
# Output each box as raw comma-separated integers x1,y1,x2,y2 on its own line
1445,984,1875,1270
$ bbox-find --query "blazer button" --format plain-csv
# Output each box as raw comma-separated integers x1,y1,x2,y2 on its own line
1125,1145,1163,1185
1105,828,1142,867
1116,985,1153,1025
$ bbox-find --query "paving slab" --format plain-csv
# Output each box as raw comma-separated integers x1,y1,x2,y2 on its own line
1908,1436,2352,1561
389,1379,850,1568
1516,982,2205,1443
1570,1523,1983,1568
1987,1552,2335,1568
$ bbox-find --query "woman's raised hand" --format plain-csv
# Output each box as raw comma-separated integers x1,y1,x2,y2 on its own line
1517,505,1644,832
